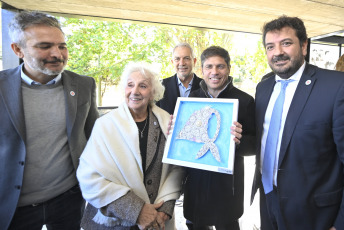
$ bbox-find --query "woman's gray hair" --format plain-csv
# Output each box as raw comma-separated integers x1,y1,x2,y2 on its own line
8,11,63,47
120,62,165,105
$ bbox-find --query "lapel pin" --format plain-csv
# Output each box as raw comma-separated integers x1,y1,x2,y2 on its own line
305,80,311,85
154,121,157,126
70,91,75,96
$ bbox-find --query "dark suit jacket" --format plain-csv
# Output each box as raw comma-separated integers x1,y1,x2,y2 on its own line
156,73,202,114
0,65,99,230
252,63,344,230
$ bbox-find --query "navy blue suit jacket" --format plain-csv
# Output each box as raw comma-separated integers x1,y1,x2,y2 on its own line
156,74,202,114
0,65,99,230
252,63,344,230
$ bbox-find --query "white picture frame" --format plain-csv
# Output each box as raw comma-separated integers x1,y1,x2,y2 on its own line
162,97,239,174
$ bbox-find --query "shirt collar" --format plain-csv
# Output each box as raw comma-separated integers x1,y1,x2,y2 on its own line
177,73,194,87
20,64,62,85
275,61,306,83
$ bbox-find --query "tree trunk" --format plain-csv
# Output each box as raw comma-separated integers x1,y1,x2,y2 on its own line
97,78,102,106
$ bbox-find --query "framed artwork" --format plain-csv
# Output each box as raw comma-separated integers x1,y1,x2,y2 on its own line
162,97,239,174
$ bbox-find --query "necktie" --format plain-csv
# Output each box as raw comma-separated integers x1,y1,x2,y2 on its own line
262,80,291,194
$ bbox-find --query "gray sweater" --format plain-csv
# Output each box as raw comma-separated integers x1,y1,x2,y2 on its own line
18,81,77,206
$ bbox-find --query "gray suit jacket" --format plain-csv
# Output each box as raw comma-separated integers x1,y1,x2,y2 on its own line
0,65,99,230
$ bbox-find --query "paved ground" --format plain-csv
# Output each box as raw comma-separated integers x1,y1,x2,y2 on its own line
174,156,261,230
175,195,188,230
43,158,259,230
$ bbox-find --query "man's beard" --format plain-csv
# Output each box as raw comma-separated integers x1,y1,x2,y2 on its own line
27,57,66,76
269,53,304,79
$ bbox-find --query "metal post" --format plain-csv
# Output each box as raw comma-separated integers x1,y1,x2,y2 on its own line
305,38,311,62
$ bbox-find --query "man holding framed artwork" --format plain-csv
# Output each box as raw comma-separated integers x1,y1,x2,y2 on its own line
182,46,255,230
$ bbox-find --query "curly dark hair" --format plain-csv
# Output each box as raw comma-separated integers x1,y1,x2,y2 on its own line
262,15,308,47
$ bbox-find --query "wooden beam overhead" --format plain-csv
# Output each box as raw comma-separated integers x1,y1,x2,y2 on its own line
2,0,344,37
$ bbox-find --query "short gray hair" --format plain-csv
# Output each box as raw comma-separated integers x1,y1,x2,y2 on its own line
120,62,165,105
172,42,195,59
9,11,63,47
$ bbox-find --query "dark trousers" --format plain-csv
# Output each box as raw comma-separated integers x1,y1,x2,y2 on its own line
260,186,286,230
8,185,85,230
187,220,239,230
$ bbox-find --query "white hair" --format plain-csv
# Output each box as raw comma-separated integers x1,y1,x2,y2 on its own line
120,62,165,105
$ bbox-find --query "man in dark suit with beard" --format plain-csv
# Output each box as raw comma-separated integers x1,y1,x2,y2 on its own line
252,16,344,230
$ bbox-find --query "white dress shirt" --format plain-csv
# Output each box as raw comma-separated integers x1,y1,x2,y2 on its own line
260,62,306,186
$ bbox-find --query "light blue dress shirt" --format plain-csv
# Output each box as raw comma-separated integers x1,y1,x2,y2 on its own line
177,74,194,97
260,62,306,186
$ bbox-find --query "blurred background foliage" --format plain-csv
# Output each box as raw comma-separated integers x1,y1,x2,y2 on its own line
61,17,270,105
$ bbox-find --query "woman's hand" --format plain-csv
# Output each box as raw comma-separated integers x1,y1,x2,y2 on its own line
137,201,163,230
231,121,242,145
156,212,169,230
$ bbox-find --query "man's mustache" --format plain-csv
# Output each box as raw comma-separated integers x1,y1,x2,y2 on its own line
272,55,290,63
43,58,65,64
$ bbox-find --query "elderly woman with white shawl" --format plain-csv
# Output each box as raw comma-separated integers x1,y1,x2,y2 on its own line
77,62,184,230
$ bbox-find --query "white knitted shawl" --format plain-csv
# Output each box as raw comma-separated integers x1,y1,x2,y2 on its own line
77,102,182,229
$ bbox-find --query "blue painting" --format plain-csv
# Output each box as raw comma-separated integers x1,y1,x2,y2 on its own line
163,97,238,174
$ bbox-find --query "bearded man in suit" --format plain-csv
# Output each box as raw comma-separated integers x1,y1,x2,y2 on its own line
0,11,98,230
252,15,344,230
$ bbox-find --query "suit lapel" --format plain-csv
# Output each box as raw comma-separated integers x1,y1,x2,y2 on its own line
62,72,78,139
172,74,181,98
278,64,316,167
191,74,201,92
0,66,26,142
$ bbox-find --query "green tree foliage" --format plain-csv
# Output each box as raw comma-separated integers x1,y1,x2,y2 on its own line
154,26,233,78
62,18,172,105
61,17,270,105
249,40,270,83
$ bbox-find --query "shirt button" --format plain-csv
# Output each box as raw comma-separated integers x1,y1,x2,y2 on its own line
15,185,21,190
147,180,152,185
19,161,25,166
149,193,153,198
